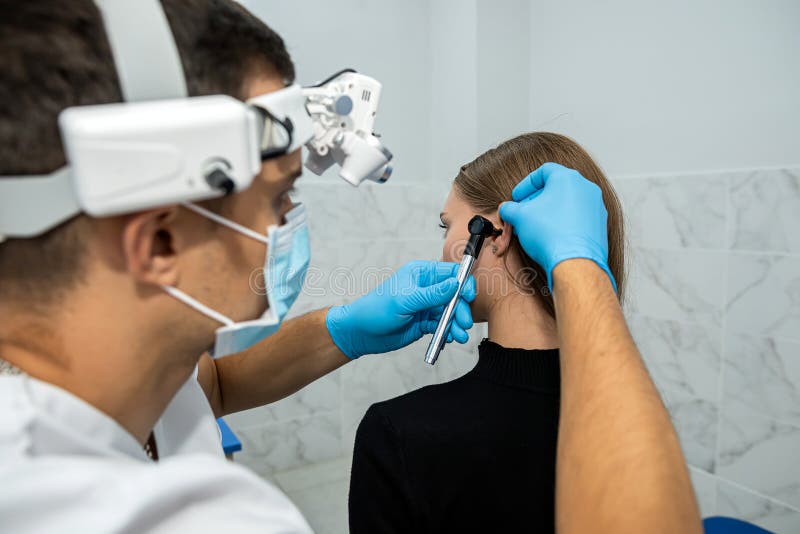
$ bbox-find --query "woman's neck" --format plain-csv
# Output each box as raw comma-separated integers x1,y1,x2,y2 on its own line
486,291,559,350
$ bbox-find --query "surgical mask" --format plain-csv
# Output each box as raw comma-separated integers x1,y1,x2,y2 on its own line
162,203,310,358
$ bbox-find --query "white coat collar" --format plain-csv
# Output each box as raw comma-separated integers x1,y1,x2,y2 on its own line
1,374,148,462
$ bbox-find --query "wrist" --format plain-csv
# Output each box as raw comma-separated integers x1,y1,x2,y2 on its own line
325,305,360,360
551,258,617,295
546,237,616,293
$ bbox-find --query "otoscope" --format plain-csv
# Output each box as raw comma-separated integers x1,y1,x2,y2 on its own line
424,215,501,365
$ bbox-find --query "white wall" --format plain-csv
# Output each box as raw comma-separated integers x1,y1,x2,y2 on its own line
428,0,532,181
429,0,478,182
476,0,530,152
528,0,800,176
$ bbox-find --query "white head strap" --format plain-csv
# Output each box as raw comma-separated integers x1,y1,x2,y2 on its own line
95,0,187,101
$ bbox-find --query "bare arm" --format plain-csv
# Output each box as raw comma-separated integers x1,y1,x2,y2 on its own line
197,308,349,417
197,260,477,417
552,259,701,534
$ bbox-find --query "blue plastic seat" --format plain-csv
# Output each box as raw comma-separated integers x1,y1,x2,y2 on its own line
217,418,242,456
703,516,773,534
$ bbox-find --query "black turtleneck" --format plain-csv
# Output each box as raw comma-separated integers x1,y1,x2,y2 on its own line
349,339,561,534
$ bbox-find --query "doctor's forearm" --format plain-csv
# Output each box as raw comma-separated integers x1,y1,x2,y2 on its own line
205,308,350,417
552,260,701,534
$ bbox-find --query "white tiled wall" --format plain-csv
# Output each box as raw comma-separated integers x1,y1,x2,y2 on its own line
617,167,800,531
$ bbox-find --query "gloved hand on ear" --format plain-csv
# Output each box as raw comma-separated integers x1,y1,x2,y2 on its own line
326,260,475,359
499,162,617,292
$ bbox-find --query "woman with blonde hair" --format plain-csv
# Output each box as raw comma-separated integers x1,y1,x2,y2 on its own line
349,132,626,533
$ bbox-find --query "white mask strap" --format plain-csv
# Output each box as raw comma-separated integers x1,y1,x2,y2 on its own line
182,202,269,245
161,285,235,327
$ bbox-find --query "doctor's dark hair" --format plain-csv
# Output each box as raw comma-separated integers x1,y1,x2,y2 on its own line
453,132,626,318
0,0,293,302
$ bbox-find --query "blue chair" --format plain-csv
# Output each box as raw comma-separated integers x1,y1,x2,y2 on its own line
703,516,773,534
216,418,242,458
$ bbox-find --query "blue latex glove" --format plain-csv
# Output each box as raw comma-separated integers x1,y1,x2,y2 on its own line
498,162,617,291
326,260,476,359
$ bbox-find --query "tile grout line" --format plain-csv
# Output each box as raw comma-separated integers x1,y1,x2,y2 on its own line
626,310,800,348
230,408,341,433
711,173,734,514
625,311,720,331
633,244,800,258
611,164,800,181
721,401,800,431
714,474,800,514
724,331,800,347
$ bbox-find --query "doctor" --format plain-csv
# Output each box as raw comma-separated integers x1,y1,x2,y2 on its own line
0,0,474,532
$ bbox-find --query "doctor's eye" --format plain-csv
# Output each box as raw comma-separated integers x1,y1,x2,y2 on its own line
438,222,448,237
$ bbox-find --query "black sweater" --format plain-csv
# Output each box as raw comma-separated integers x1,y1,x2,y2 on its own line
349,339,561,534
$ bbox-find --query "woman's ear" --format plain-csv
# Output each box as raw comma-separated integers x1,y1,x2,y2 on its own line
121,206,182,287
489,218,514,257
484,210,514,257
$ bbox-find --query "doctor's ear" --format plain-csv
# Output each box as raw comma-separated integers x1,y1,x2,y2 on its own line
120,206,182,287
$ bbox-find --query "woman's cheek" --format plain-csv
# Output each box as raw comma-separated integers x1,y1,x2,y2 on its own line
441,238,456,263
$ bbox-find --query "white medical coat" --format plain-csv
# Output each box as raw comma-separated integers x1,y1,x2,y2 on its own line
0,371,313,533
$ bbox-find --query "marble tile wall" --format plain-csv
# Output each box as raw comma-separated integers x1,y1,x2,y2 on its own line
616,167,800,532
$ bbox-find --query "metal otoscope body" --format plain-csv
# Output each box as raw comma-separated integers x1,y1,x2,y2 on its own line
424,215,501,365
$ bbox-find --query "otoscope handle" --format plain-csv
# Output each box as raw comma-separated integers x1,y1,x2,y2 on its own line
464,236,480,257
423,215,499,366
424,253,475,365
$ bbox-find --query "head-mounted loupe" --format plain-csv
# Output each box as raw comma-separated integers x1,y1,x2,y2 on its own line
248,70,393,186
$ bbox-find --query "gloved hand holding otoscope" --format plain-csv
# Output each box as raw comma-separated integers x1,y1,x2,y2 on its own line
424,215,501,365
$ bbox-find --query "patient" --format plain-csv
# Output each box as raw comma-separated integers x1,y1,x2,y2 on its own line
348,132,626,533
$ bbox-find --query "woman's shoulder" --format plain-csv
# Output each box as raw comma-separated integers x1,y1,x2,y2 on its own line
356,373,485,443
377,372,474,413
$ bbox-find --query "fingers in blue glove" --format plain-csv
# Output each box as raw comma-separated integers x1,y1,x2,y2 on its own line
448,322,469,344
501,163,571,229
423,320,469,344
460,275,476,303
429,304,445,318
441,299,473,345
498,201,522,229
421,320,456,344
421,298,472,344
404,261,476,299
454,297,473,332
404,277,459,312
510,162,568,201
449,296,474,344
403,260,457,284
